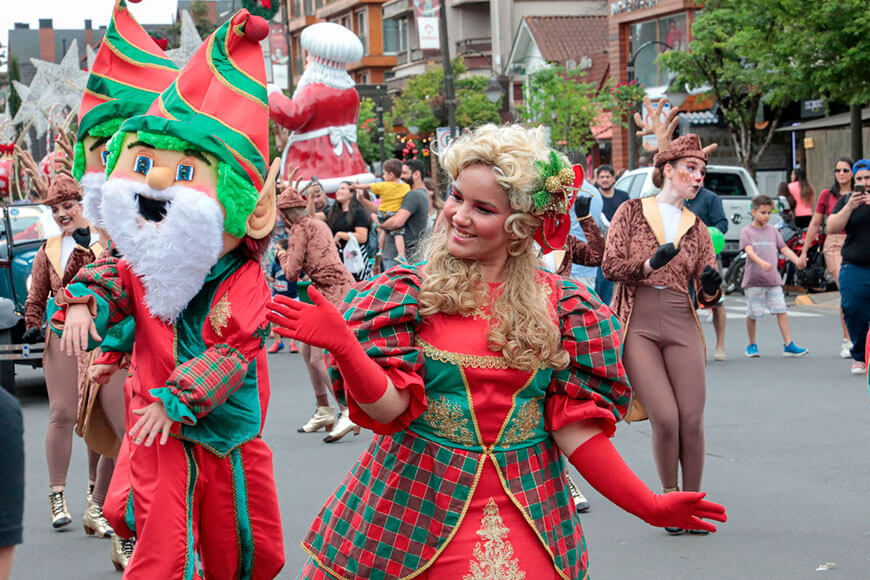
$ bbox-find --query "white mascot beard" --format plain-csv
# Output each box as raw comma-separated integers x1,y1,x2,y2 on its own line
101,177,225,322
80,171,107,230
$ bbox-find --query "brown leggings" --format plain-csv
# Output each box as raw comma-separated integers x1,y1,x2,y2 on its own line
623,287,706,492
43,338,124,505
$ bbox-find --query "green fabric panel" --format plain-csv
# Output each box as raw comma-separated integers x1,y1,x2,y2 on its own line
123,489,136,535
209,26,267,108
174,250,262,456
47,286,110,352
150,387,197,425
230,449,254,580
100,316,135,353
77,99,152,142
104,130,128,178
182,442,198,580
104,22,177,71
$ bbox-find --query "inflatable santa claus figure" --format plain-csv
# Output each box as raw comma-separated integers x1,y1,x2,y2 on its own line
268,22,375,192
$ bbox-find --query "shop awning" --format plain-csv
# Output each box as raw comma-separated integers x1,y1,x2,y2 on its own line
777,107,870,132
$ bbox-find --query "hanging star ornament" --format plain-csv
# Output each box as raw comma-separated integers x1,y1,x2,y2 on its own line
167,10,203,68
12,40,87,137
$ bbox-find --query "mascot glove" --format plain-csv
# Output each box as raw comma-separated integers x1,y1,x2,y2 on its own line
266,288,388,404
649,243,680,270
568,433,726,532
700,265,723,296
22,327,45,344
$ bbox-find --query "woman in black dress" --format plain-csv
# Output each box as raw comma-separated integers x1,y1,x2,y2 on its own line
326,180,372,281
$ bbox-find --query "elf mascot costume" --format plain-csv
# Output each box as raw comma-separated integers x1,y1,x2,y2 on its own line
71,0,180,570
53,9,285,579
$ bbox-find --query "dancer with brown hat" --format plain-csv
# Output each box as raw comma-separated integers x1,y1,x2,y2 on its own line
603,98,723,535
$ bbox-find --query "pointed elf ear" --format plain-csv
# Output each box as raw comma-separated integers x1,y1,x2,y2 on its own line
247,158,280,239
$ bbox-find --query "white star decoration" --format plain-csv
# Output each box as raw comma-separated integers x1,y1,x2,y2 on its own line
12,40,87,138
167,10,203,68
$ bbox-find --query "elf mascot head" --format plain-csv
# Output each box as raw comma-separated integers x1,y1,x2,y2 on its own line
73,0,179,231
99,9,278,321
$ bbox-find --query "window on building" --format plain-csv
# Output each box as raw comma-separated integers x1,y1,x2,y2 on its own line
629,12,688,88
356,10,367,52
291,0,301,18
382,18,407,54
342,15,351,30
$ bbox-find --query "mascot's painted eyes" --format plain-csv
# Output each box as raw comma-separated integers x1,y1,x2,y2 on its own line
100,150,110,166
176,163,195,182
134,155,154,175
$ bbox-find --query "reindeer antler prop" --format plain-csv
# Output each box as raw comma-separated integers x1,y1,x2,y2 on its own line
634,96,681,154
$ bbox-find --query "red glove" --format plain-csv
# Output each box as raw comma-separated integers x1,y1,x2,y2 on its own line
266,288,389,404
568,434,726,532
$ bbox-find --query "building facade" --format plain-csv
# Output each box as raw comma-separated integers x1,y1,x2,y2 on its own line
8,20,106,85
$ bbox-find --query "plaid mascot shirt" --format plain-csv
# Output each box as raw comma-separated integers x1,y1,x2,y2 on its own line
303,265,631,580
51,249,273,455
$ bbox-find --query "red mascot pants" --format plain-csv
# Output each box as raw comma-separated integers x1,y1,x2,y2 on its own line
121,436,284,579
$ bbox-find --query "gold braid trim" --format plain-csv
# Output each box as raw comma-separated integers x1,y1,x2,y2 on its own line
416,337,512,370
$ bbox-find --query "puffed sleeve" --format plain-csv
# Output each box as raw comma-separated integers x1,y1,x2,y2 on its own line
328,264,427,434
545,278,632,437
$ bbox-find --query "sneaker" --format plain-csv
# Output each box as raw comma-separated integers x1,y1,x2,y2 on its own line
745,344,760,358
841,339,853,359
566,477,590,513
851,361,866,375
783,342,809,357
713,348,727,361
267,340,284,354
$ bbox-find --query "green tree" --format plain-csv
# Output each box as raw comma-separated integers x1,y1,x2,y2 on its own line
356,97,399,165
658,0,805,175
190,0,218,38
520,65,609,154
8,56,21,120
786,0,870,107
392,59,500,136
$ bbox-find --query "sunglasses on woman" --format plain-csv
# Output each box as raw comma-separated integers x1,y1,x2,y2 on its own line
834,168,852,173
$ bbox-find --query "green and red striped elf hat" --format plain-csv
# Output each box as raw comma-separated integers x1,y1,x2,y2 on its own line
119,9,270,190
75,0,179,176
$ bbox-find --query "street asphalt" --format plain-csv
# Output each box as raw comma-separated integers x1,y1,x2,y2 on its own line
7,292,869,579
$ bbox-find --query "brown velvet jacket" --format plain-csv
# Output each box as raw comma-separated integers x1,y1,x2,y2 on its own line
602,197,721,329
25,236,100,329
280,215,355,306
556,216,605,277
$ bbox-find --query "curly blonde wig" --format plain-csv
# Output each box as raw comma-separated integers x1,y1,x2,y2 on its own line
418,124,570,371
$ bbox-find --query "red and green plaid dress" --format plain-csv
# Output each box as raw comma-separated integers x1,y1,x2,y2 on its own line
300,265,631,580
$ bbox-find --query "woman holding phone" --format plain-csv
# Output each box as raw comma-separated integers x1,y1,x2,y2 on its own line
827,159,870,375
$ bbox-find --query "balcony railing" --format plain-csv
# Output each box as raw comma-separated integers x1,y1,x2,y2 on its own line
395,48,426,66
456,37,492,55
382,0,413,20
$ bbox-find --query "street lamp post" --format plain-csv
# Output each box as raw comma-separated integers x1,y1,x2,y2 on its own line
626,40,674,169
438,0,457,137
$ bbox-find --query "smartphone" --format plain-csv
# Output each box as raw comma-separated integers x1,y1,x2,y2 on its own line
855,184,866,194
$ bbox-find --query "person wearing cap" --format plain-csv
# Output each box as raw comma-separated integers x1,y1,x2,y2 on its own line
21,175,113,537
827,158,870,376
275,183,358,441
603,131,724,535
49,10,285,579
70,1,181,568
268,124,725,579
268,22,375,192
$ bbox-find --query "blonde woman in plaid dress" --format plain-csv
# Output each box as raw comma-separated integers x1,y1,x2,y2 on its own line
269,124,726,579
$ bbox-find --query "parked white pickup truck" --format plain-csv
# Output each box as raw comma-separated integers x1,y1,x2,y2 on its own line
614,165,786,259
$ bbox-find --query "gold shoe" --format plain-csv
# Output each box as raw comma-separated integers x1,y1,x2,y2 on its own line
297,406,336,433
49,490,72,529
86,481,95,504
111,534,136,571
323,409,361,443
83,501,115,538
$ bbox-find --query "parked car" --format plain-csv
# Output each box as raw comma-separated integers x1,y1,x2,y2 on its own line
614,165,787,260
0,204,60,392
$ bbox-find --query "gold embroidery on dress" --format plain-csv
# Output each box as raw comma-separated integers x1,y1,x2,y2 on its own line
500,398,543,447
464,498,526,580
209,294,232,337
416,337,511,370
423,395,475,445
